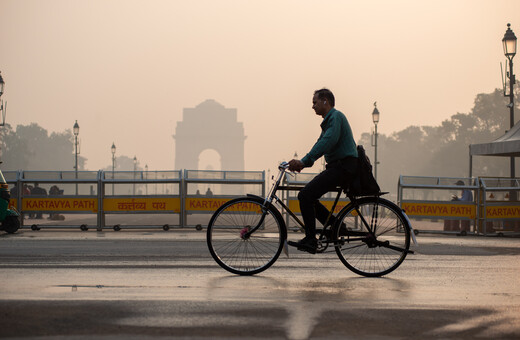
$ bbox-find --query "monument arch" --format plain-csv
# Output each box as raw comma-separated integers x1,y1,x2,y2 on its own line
173,100,246,171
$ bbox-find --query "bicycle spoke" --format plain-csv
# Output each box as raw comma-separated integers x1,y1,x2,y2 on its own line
335,197,411,277
207,197,284,275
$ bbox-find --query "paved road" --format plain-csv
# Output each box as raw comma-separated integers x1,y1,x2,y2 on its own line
0,229,519,339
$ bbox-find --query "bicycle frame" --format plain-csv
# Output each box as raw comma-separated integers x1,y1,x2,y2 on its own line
246,163,377,243
257,162,417,248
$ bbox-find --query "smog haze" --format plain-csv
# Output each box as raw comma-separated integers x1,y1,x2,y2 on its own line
1,0,519,174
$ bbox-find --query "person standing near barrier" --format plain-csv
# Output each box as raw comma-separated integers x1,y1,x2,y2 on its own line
445,180,474,232
287,88,358,254
10,183,18,198
452,180,473,233
49,185,65,221
452,180,473,202
31,183,47,219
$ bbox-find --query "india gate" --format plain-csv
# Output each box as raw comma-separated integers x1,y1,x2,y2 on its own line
173,99,246,171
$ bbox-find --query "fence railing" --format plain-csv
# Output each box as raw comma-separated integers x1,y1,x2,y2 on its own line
7,169,518,236
397,175,520,235
5,169,264,231
478,177,520,235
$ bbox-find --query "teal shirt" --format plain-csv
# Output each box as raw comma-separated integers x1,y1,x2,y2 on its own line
301,108,358,167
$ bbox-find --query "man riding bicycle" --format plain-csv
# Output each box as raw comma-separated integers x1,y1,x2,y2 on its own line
287,88,358,254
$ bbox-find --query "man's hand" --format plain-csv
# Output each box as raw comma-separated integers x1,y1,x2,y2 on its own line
288,159,304,173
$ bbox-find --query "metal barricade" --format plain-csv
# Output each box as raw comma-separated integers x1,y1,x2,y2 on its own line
182,169,265,228
478,177,520,236
397,176,479,235
11,170,100,230
5,169,268,231
100,170,182,230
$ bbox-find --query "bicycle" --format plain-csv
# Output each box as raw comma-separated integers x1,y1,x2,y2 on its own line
207,162,417,277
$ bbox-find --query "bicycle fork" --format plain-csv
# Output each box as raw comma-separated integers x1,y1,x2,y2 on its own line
241,208,269,240
350,201,414,254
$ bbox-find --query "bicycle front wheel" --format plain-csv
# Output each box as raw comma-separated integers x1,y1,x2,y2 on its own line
207,196,286,275
334,197,411,277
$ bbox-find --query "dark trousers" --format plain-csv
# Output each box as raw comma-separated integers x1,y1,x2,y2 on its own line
298,158,357,237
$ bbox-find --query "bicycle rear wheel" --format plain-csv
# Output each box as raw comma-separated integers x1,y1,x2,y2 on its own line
207,196,286,275
334,197,411,277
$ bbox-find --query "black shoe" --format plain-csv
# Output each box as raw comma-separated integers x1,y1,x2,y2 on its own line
288,236,317,254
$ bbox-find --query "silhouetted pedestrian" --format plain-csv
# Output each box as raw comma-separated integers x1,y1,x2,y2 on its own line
31,183,47,219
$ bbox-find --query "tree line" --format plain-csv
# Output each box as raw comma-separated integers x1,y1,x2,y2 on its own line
0,123,85,171
0,123,140,172
359,88,518,193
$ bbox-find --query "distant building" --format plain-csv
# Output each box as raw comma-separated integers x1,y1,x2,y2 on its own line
173,99,246,171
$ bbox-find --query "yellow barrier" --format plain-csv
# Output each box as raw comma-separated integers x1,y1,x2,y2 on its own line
288,199,350,214
185,198,262,213
103,198,180,213
485,205,520,219
13,197,184,214
402,202,520,220
402,202,475,219
22,198,98,212
20,198,515,220
185,198,231,211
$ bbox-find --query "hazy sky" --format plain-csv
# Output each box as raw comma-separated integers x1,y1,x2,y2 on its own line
1,0,519,173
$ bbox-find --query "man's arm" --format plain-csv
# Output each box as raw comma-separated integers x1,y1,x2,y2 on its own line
301,114,341,167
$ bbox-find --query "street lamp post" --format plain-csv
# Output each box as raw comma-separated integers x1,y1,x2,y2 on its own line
111,143,116,194
73,120,80,195
133,156,137,195
145,164,148,195
0,72,5,160
0,71,4,98
0,71,5,127
371,102,380,180
503,23,517,181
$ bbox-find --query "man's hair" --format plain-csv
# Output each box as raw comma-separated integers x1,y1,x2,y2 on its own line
314,88,335,107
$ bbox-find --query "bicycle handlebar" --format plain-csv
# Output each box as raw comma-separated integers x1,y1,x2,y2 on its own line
278,162,290,171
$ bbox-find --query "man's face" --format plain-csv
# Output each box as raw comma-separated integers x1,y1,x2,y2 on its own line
312,93,327,116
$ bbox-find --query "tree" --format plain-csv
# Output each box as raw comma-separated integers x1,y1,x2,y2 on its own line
360,88,517,196
0,124,30,169
0,123,86,171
